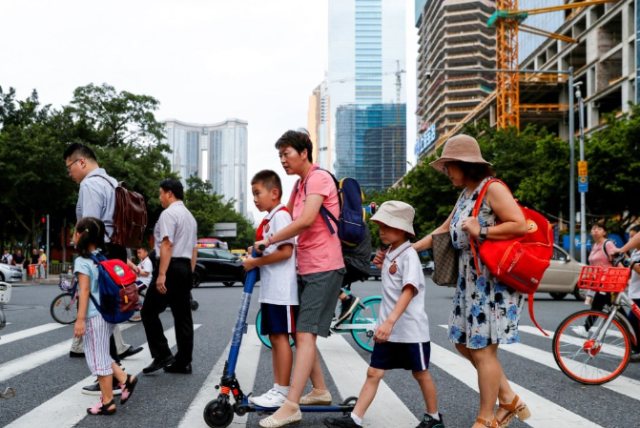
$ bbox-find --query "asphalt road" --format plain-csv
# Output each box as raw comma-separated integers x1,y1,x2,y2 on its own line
1,277,640,428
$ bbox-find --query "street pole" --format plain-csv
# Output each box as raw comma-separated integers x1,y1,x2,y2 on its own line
568,68,576,259
575,82,587,264
46,214,50,279
62,218,66,271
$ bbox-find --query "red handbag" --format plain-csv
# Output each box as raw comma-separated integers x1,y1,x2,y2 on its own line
471,179,553,334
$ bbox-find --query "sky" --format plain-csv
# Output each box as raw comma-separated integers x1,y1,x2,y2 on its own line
1,0,418,224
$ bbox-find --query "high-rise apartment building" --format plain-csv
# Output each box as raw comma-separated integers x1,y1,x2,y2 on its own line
327,0,407,192
414,0,496,160
308,80,331,169
163,118,249,217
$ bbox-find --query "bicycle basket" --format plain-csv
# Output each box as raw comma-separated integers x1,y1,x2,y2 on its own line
577,266,630,293
58,274,77,292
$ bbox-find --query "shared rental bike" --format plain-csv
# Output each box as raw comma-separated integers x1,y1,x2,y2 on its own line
552,254,639,385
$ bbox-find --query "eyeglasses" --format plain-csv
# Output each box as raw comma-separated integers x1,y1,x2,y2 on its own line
65,158,83,171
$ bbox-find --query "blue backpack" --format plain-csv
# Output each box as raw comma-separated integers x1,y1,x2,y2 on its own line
87,253,138,324
298,169,371,281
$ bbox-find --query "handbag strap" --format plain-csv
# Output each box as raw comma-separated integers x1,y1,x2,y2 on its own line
469,178,505,275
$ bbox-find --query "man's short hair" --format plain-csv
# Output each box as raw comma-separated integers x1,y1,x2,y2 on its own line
251,170,283,198
159,178,184,200
274,130,314,163
63,143,97,162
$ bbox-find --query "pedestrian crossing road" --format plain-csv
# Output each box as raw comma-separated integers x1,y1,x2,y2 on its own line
1,282,640,428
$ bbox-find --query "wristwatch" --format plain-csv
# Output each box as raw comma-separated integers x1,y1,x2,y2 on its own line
480,227,488,240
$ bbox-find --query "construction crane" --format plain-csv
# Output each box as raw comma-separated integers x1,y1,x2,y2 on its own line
490,0,622,129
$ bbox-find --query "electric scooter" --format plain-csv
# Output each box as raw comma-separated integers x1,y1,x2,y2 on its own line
202,248,357,427
0,281,16,400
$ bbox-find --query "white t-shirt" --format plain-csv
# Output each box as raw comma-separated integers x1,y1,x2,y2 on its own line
628,249,640,300
258,204,298,305
137,257,153,287
378,241,430,343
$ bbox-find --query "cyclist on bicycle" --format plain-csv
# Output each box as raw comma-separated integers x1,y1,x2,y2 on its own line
573,222,619,338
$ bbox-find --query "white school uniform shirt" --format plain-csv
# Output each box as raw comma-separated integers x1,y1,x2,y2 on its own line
628,249,640,300
137,257,153,287
378,240,430,343
258,204,298,305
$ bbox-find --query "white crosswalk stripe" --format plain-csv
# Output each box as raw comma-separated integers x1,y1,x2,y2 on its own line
0,323,66,345
4,325,201,428
0,324,134,383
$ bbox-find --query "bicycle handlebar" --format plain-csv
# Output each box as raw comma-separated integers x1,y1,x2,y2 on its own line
612,253,629,268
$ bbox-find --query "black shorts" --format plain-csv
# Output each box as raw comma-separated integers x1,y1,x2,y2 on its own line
261,303,299,335
370,341,431,371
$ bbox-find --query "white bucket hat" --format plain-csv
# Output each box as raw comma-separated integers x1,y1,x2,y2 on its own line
370,201,415,237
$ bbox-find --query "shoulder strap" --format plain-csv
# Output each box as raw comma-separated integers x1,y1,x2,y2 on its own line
603,239,612,260
298,168,339,235
90,174,116,189
470,178,504,275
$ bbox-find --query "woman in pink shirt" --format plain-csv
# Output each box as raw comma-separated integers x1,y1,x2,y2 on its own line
254,130,346,428
574,222,619,338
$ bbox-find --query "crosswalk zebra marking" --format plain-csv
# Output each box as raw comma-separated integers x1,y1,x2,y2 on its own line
0,323,67,346
429,342,604,427
316,334,420,427
4,325,201,428
178,325,262,427
439,324,640,402
0,324,134,383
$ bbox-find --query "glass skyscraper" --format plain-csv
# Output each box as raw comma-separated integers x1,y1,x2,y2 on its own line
328,0,406,192
163,119,249,217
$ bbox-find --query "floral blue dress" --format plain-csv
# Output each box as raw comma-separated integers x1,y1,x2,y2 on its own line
447,177,524,349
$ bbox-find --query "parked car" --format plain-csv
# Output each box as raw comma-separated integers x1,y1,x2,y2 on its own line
193,248,245,287
0,263,22,283
537,244,585,300
197,238,229,250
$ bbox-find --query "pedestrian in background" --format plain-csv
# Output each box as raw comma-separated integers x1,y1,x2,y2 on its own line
12,249,25,280
412,135,529,428
37,249,47,280
141,178,198,375
63,142,143,396
1,249,12,264
623,225,640,362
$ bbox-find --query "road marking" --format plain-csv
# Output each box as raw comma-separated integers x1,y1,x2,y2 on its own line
0,324,134,383
0,323,67,346
316,334,420,427
4,325,201,428
519,325,626,358
438,325,640,402
178,325,262,428
432,328,603,427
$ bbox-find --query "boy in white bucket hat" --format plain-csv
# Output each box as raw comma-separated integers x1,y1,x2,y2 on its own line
324,201,444,428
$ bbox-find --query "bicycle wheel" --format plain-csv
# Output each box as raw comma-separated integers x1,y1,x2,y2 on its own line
350,296,381,353
128,290,145,323
255,310,295,349
552,309,631,385
50,293,78,325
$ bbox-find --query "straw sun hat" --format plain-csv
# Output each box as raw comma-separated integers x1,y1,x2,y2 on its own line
429,134,491,173
370,201,415,237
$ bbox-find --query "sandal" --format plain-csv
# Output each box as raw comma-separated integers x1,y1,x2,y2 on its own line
497,395,531,427
87,397,116,415
475,417,498,428
119,374,138,405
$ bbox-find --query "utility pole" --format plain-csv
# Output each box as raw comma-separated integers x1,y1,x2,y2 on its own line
575,81,588,264
568,68,576,259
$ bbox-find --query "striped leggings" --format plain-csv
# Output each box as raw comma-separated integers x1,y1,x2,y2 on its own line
83,316,115,376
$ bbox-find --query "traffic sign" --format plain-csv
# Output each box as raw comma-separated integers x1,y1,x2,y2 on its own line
578,176,588,193
578,161,588,177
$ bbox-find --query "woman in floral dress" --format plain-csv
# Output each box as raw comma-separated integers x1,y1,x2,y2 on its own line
412,135,529,428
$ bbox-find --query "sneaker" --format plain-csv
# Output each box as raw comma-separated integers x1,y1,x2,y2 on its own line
249,388,286,408
572,326,589,338
81,379,122,396
416,413,444,428
337,294,360,323
324,415,362,428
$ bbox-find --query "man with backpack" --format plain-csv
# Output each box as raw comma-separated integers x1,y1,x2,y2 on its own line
63,143,143,395
141,178,198,375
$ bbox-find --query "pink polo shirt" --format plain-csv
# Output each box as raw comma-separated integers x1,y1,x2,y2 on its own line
288,164,344,275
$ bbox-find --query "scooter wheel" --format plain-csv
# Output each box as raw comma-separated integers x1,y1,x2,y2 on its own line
340,396,358,406
203,399,234,427
191,301,199,311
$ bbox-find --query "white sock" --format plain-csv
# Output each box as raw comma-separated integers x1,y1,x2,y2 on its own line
351,413,363,425
428,412,440,421
274,384,289,396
